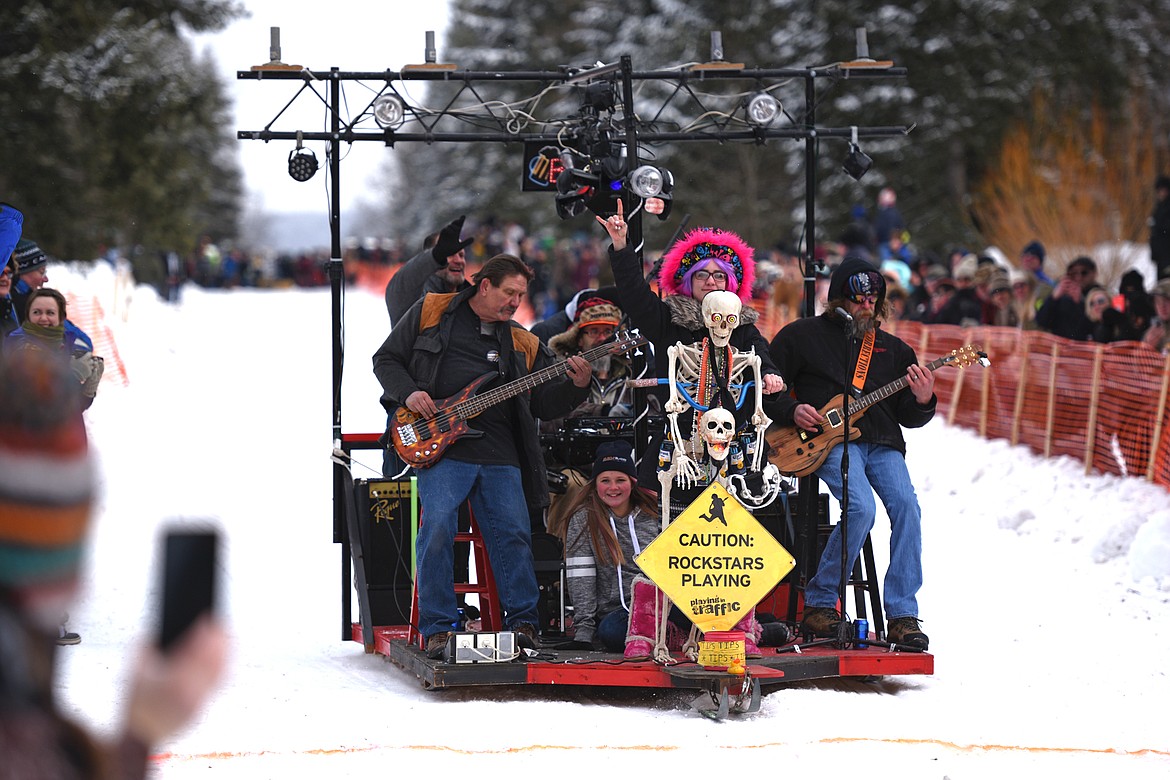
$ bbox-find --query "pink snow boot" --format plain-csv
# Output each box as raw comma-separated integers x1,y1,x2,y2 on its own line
624,576,664,659
733,608,764,658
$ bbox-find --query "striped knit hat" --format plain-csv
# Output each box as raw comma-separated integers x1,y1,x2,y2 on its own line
0,349,94,591
13,238,48,274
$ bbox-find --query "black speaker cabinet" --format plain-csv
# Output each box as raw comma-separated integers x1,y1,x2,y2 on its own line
354,479,415,626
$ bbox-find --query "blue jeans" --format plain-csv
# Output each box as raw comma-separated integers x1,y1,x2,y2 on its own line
805,442,923,620
414,458,541,638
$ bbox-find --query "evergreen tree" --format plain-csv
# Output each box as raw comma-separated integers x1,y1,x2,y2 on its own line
0,1,244,274
373,0,1170,261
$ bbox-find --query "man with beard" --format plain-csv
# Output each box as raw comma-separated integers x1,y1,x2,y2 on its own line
765,256,936,650
373,253,593,658
547,296,633,418
384,215,473,327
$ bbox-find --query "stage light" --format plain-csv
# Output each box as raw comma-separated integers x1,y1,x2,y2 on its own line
842,125,872,181
554,152,599,219
842,144,872,180
373,95,405,129
629,165,673,220
744,92,779,127
627,165,667,198
288,146,318,182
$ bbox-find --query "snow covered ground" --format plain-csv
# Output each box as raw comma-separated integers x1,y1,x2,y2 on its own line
54,265,1170,778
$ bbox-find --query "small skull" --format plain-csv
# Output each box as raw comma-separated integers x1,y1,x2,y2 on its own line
702,291,741,348
700,407,736,464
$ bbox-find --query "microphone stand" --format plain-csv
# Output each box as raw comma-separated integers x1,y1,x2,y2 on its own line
834,307,857,647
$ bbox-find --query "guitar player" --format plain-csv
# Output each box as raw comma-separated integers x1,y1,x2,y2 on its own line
765,256,936,651
373,253,593,660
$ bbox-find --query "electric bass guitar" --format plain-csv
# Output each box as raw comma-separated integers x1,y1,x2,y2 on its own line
765,344,988,477
390,330,647,468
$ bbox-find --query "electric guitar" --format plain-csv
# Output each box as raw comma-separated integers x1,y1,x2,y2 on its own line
765,344,988,477
391,330,647,468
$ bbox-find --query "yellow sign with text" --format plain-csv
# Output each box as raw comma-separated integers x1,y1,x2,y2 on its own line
635,483,795,632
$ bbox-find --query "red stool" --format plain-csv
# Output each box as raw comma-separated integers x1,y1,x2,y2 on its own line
408,504,502,649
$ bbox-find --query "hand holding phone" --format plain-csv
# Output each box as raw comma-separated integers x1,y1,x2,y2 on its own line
157,529,219,652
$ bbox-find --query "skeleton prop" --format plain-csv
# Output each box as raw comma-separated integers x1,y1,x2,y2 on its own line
659,291,773,525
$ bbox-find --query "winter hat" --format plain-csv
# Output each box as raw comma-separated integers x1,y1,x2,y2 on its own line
592,440,637,481
953,253,979,281
574,297,622,330
1021,240,1046,263
0,349,94,591
13,238,47,274
827,255,886,304
658,227,755,303
1119,269,1145,294
549,295,623,355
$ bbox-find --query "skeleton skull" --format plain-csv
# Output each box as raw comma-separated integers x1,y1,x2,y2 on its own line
700,407,736,463
701,291,742,348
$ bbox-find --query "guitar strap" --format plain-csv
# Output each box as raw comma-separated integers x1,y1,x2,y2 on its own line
851,329,875,395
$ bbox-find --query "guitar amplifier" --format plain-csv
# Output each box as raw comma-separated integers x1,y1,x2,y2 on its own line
353,478,415,626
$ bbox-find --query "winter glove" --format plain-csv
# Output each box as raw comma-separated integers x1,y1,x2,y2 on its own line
431,215,473,264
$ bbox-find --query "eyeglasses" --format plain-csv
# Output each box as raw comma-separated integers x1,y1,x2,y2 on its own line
0,268,12,278
848,293,878,304
692,270,728,283
1089,298,1109,307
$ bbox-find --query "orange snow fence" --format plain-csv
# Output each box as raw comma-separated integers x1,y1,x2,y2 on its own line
883,320,1170,489
64,292,129,387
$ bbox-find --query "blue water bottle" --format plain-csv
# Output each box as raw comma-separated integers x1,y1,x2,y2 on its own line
855,618,868,649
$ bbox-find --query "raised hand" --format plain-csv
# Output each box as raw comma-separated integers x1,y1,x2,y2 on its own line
594,199,628,251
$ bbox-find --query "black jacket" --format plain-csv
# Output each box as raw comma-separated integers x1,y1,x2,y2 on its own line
372,286,589,509
766,314,936,455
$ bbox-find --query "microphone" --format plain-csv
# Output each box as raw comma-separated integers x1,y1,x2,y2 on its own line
834,306,854,322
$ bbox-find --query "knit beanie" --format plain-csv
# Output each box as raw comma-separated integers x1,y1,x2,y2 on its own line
827,255,886,304
549,296,623,355
658,227,755,303
0,349,94,591
592,440,637,481
13,238,47,274
1021,240,1046,263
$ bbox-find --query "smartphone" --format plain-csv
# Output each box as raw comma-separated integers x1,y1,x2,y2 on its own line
157,528,219,652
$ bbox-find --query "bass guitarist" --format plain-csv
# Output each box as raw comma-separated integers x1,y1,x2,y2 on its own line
373,253,592,659
765,256,935,651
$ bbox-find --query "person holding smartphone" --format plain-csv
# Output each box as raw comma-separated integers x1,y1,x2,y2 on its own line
0,348,228,779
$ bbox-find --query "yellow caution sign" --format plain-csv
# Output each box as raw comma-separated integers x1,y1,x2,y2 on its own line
635,483,795,632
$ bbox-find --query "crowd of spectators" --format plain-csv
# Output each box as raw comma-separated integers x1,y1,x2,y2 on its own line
141,177,1170,360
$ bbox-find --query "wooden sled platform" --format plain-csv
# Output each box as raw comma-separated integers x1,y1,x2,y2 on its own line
355,624,933,693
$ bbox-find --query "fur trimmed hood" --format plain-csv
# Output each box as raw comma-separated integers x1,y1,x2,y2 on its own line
663,294,760,332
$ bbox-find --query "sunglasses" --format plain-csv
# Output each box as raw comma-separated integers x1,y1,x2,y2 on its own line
848,293,878,304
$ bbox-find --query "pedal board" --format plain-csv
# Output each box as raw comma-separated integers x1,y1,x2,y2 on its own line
444,631,517,663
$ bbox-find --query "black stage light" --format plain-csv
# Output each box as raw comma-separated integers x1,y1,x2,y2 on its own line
288,147,318,182
842,144,873,181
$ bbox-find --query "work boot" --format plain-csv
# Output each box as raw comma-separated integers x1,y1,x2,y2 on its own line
425,631,451,660
513,623,538,651
887,616,929,651
800,606,842,638
759,620,793,647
